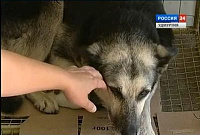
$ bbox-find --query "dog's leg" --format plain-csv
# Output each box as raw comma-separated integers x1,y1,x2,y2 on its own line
26,52,81,113
25,92,59,114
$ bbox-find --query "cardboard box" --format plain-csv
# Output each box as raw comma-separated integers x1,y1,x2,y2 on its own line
157,111,200,135
1,99,116,135
2,87,199,135
1,90,160,135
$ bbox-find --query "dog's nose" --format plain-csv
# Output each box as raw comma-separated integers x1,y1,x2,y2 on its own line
121,124,138,135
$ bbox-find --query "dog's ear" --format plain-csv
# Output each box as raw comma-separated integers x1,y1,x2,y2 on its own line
87,43,102,56
156,45,178,72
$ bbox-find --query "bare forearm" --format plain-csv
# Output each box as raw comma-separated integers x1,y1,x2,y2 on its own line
1,50,106,113
1,50,68,97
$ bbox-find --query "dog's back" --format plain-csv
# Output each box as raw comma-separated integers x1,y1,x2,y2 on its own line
62,1,173,47
1,1,63,59
1,1,64,113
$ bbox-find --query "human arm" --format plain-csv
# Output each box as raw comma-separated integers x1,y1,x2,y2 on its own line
1,50,106,112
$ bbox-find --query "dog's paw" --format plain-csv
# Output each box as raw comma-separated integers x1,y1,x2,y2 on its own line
33,95,59,114
26,92,59,114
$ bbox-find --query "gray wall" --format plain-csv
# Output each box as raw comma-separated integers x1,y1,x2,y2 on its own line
163,0,196,26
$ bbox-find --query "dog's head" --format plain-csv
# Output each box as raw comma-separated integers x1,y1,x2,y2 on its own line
87,34,177,134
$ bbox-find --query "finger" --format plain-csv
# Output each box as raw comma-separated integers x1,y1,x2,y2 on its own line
68,66,78,70
69,66,94,73
79,66,103,78
81,66,95,70
87,70,103,79
70,66,78,68
81,66,100,75
68,66,89,73
95,79,107,90
82,67,102,78
84,99,97,113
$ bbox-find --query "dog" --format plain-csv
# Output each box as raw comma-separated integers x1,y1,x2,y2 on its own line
1,1,178,135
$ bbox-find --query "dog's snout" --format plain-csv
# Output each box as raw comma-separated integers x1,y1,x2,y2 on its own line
121,123,138,135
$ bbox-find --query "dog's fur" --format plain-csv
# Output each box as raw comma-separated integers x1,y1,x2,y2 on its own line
1,1,177,135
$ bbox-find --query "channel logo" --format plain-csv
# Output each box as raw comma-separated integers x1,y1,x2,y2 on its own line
156,14,186,28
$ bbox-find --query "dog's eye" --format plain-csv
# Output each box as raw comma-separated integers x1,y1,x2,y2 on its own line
109,86,124,100
137,89,150,100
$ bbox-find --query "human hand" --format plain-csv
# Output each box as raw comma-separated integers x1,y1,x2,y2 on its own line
62,66,107,113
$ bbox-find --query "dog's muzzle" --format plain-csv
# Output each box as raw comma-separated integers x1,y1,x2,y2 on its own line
121,122,138,135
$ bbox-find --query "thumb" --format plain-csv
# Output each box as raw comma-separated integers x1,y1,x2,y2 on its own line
84,99,97,113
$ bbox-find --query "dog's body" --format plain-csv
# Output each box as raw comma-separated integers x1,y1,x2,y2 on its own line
1,1,177,135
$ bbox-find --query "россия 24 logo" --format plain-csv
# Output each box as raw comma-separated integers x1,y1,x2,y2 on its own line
156,14,186,28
